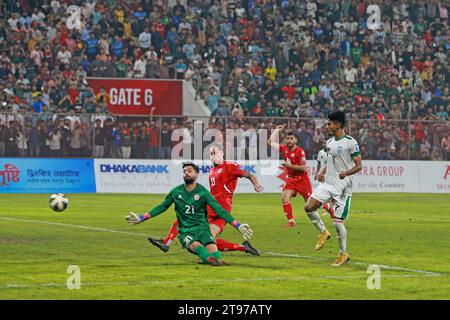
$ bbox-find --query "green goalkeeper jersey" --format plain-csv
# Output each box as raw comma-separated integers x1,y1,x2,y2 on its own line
147,183,236,233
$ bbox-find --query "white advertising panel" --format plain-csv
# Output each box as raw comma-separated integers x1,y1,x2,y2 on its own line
94,159,450,194
416,162,450,193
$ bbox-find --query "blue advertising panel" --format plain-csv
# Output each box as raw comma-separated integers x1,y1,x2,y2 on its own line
0,158,96,194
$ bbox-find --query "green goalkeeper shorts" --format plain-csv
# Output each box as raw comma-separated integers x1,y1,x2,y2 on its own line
178,227,216,249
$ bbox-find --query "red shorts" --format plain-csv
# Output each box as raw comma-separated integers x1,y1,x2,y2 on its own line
207,216,227,232
207,199,232,232
283,177,312,200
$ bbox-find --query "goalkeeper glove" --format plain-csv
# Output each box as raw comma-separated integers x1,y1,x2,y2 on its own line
125,212,145,225
235,223,254,240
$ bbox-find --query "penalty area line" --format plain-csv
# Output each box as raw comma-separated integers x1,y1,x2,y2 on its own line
0,217,445,278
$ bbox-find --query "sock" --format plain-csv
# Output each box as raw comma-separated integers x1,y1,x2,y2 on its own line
211,251,221,260
334,219,347,254
216,238,245,252
306,211,326,233
282,202,294,221
193,246,211,263
163,220,179,246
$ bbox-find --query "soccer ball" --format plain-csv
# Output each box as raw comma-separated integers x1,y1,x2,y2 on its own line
49,193,69,212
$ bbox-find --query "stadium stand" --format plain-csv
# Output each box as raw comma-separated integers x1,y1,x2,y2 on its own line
0,0,448,160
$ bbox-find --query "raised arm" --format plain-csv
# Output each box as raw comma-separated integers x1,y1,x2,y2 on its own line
267,124,285,150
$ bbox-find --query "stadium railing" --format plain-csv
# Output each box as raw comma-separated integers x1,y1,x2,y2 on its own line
0,113,449,161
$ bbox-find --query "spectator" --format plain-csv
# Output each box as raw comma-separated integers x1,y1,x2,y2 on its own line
206,87,220,114
160,121,172,159
215,100,231,126
85,32,99,60
57,45,71,65
80,123,92,157
146,121,159,159
442,133,450,160
48,121,62,157
133,57,146,78
0,119,6,156
93,119,105,158
120,122,132,159
139,27,152,50
70,121,83,157
111,124,123,158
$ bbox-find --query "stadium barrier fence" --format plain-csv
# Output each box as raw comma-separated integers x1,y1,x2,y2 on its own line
1,113,449,161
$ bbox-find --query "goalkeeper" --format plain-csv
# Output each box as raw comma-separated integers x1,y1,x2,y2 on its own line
125,162,254,266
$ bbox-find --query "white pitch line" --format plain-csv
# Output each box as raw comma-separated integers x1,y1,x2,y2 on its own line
263,252,444,277
0,217,150,238
0,274,439,290
0,217,445,278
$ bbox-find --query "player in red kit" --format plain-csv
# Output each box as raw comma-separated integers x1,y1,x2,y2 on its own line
268,125,334,227
148,144,263,255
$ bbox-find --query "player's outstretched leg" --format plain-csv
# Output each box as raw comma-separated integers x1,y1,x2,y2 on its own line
216,238,245,252
148,237,170,252
148,219,179,252
206,250,224,266
282,190,297,227
163,219,179,246
331,219,350,267
304,198,331,250
242,241,260,256
189,242,224,266
215,238,260,255
204,243,226,266
322,202,335,219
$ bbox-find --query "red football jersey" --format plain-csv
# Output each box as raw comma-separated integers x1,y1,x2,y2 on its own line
279,144,308,179
207,162,246,217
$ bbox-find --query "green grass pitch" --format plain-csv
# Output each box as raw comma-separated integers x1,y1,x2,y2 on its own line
0,193,449,300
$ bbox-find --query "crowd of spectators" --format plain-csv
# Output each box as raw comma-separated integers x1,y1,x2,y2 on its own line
0,0,449,160
1,114,449,160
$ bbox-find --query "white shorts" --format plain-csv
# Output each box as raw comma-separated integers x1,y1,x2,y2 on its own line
311,183,352,220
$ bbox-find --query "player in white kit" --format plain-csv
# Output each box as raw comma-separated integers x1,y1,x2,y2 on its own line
304,111,362,267
315,143,334,218
316,146,328,175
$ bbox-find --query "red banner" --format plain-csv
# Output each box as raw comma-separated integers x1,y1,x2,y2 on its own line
87,78,182,115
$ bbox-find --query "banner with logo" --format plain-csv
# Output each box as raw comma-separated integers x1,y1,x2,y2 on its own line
86,78,182,115
0,159,96,194
94,159,449,194
94,159,269,194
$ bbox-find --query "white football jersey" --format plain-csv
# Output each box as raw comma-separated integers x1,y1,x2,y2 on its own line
325,135,360,194
317,149,328,171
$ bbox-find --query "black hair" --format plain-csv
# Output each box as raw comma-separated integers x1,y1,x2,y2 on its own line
182,162,199,173
328,111,346,128
286,131,296,137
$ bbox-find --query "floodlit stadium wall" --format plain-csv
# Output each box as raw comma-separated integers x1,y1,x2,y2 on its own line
1,159,448,194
